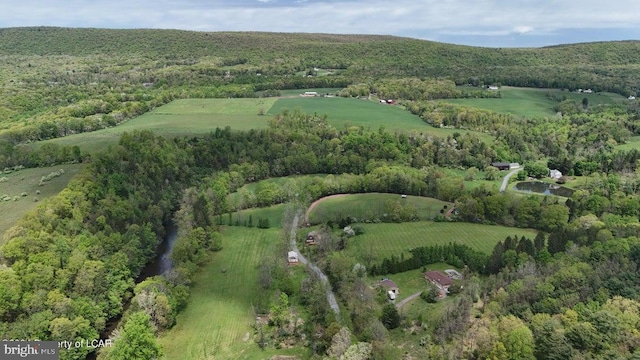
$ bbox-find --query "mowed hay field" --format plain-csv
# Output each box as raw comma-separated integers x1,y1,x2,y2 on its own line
0,163,86,242
159,227,306,360
308,193,451,224
445,86,625,118
343,221,539,263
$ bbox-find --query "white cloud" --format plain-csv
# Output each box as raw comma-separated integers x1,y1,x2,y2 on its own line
0,0,639,46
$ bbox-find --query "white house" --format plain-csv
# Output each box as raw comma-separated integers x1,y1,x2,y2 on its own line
549,169,562,180
301,91,318,97
584,89,593,93
629,95,636,100
287,251,298,265
488,85,499,90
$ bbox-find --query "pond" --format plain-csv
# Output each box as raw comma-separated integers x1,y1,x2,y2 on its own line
514,181,574,197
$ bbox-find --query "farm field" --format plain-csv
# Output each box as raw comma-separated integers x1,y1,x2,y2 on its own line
308,193,451,224
35,98,278,152
343,221,538,264
445,86,625,118
158,227,307,360
36,95,495,154
0,163,86,242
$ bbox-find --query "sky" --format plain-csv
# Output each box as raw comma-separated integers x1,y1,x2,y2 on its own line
1,0,640,48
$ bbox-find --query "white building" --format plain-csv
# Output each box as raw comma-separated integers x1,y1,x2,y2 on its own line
549,169,562,180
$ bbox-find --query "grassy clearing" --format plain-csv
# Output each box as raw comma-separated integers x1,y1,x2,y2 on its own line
343,221,538,264
0,163,86,242
227,174,328,208
308,193,451,224
616,136,640,151
159,227,307,360
446,86,624,118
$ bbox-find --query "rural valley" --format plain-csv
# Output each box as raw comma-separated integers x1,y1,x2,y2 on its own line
2,27,640,360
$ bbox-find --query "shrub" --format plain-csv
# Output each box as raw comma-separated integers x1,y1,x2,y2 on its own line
20,192,27,197
34,197,39,202
0,177,7,183
35,190,41,195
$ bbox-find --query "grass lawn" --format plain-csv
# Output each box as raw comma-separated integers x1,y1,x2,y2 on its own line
308,193,451,224
158,227,307,360
0,163,86,242
446,86,624,118
343,221,538,264
616,136,640,151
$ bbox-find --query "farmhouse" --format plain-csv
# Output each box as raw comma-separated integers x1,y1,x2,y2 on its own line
549,169,562,180
287,251,298,265
306,231,319,245
424,271,453,292
301,91,318,97
488,85,499,90
491,162,511,171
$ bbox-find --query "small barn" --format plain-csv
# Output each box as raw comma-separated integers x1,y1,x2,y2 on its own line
306,231,319,245
287,251,298,265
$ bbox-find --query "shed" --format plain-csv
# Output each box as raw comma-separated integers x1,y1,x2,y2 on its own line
287,251,298,265
387,290,397,300
491,162,510,171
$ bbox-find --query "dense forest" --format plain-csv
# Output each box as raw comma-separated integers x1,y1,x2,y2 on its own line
3,28,640,360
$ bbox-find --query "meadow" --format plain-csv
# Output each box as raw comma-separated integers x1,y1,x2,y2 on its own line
343,221,538,264
229,204,289,230
445,86,625,118
0,163,86,241
158,226,307,360
308,193,451,224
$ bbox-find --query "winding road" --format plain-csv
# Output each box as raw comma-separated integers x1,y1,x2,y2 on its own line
289,212,341,321
499,167,523,192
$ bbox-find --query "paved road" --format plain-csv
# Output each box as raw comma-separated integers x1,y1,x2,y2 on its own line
395,291,422,309
289,212,341,320
499,167,523,192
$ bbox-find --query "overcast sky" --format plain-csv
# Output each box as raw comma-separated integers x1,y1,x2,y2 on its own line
1,0,640,47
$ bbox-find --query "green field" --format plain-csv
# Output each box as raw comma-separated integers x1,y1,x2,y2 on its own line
0,163,86,242
343,221,538,264
308,193,451,224
159,227,306,360
445,86,625,118
230,204,288,229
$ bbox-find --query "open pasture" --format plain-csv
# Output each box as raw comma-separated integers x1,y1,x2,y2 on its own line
343,221,538,264
445,86,624,118
0,163,86,242
159,227,306,360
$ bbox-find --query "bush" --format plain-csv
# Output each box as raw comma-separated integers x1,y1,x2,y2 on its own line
0,177,7,183
20,192,27,197
352,225,365,235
